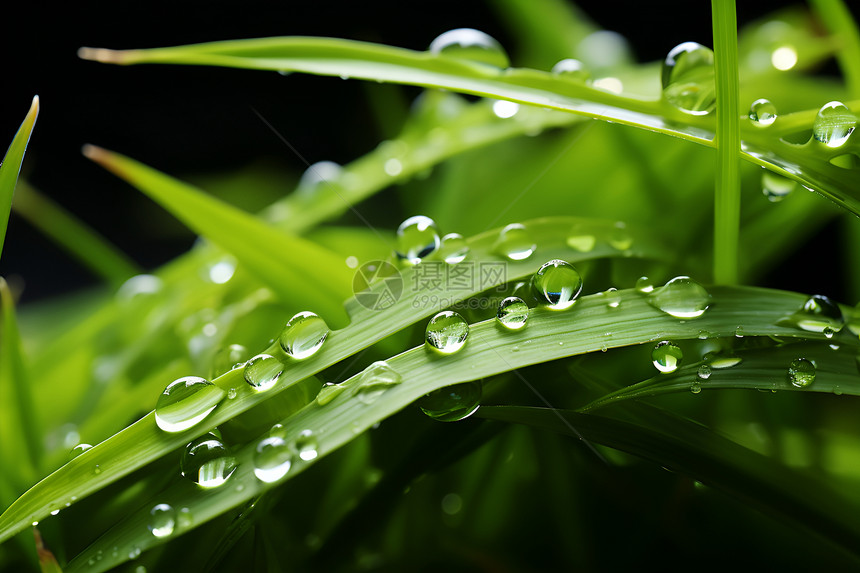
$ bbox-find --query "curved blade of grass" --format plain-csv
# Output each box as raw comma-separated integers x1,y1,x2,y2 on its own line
475,404,860,560
811,0,860,96
82,145,352,323
0,96,39,260
78,39,860,216
0,278,41,490
0,216,668,545
63,285,847,570
12,181,140,289
581,339,860,411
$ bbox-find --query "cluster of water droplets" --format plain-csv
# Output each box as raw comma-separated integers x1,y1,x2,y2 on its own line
252,426,319,484
394,215,472,267
661,41,716,115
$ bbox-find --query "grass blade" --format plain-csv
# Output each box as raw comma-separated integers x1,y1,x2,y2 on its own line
12,181,141,289
0,96,39,261
82,145,352,323
78,39,860,216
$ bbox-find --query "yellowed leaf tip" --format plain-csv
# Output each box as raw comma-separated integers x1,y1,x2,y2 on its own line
77,46,125,63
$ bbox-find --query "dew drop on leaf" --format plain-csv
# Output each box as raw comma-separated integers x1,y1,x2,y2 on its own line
496,296,529,330
419,381,482,422
812,101,856,148
394,215,440,265
494,223,536,261
551,58,589,82
181,433,237,488
648,276,710,319
789,294,844,334
279,311,330,359
354,361,402,404
426,311,470,354
253,436,293,483
439,232,469,264
748,98,777,127
761,169,796,202
652,341,683,373
148,504,176,538
294,429,319,461
661,41,716,115
243,354,283,392
428,28,509,68
68,443,92,461
155,376,225,433
788,358,816,388
533,259,583,310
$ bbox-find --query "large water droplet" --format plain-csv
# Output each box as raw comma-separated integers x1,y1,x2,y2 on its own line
419,381,482,422
791,294,844,334
354,361,403,404
295,430,319,461
652,341,683,373
155,376,225,433
426,311,470,354
533,259,583,310
297,161,342,196
253,436,293,482
181,433,237,487
211,344,248,379
661,42,716,115
494,223,535,261
439,233,469,264
496,297,529,330
635,276,654,293
394,215,440,265
279,311,330,359
148,504,176,538
761,169,796,202
316,383,345,406
788,358,816,388
243,354,283,392
69,444,93,461
428,28,509,68
813,101,856,148
748,98,777,127
551,58,589,82
648,276,710,318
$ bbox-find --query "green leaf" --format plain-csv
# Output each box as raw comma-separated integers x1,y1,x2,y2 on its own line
476,404,860,559
82,145,352,324
78,39,860,217
0,96,39,261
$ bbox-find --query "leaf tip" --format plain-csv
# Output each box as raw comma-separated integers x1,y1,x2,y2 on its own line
78,46,125,64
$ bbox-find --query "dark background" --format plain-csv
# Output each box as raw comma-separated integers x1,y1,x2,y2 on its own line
1,0,853,302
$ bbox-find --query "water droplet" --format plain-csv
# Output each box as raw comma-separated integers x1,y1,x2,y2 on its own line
177,507,192,528
68,443,93,461
441,493,463,515
93,464,101,474
279,311,330,359
566,233,595,252
661,42,716,115
533,259,583,310
788,358,816,388
227,387,237,399
50,509,60,516
207,258,236,284
603,288,621,308
749,98,777,127
813,101,856,148
824,326,835,339
419,381,482,421
428,28,509,68
635,276,654,293
494,223,536,261
697,364,712,380
243,354,283,392
790,294,844,334
690,381,702,394
648,276,710,319
116,274,163,302
316,382,345,406
295,430,319,461
652,341,683,373
592,77,623,94
394,215,440,265
608,223,633,250
212,344,248,379
706,352,743,369
129,546,141,559
439,233,469,264
761,169,796,202
297,160,342,196
551,58,589,81
425,311,470,354
354,361,403,404
148,504,175,538
253,436,293,482
492,100,519,118
181,433,237,488
496,297,529,330
155,376,225,433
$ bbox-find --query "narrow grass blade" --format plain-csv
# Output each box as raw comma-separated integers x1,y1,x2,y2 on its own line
82,145,352,323
61,286,850,570
0,278,41,487
33,527,62,573
810,0,860,96
581,339,859,411
476,404,860,560
0,96,39,261
78,39,860,216
12,181,140,289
